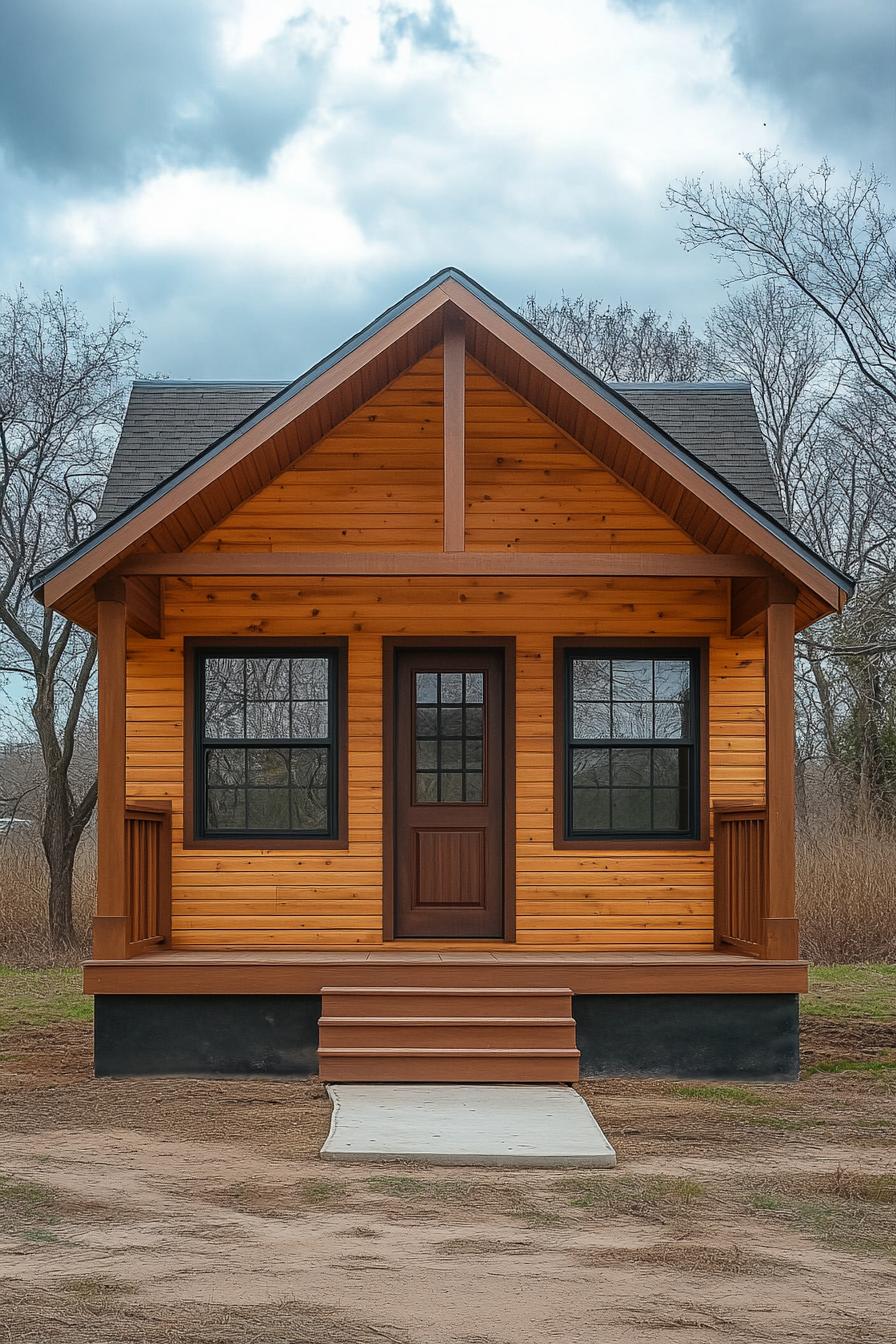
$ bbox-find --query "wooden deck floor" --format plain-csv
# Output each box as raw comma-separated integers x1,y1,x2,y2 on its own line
84,949,808,996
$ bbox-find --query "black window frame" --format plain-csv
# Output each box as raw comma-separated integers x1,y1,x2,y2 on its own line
557,642,705,847
190,642,345,845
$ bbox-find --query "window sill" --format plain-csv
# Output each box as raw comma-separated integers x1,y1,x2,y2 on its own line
553,836,711,852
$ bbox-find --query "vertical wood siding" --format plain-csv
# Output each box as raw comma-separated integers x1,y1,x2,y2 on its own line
125,580,765,950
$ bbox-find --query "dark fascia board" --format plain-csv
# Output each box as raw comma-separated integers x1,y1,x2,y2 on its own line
31,266,855,601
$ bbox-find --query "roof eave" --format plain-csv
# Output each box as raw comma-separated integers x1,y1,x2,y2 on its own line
31,265,855,609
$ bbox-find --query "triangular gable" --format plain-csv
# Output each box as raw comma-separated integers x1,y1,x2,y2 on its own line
33,268,853,626
192,348,702,557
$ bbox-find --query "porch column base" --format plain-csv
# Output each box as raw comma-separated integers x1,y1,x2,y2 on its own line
91,915,130,961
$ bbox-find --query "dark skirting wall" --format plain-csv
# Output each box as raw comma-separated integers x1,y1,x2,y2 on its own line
94,995,321,1077
94,992,799,1080
574,993,799,1081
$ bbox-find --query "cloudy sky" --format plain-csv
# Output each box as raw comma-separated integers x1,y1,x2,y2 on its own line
0,0,893,379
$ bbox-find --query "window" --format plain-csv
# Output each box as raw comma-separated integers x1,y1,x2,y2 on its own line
192,646,343,841
414,669,484,803
560,647,701,842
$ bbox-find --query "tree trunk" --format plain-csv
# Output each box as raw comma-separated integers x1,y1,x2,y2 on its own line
46,840,76,948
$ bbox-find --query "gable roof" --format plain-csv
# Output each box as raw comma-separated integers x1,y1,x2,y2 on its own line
94,379,787,532
32,266,853,625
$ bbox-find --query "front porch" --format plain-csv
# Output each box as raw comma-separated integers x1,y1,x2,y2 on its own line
84,946,807,996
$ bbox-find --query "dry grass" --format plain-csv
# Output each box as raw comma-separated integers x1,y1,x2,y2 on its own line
797,822,896,963
580,1241,788,1276
0,816,894,966
0,1285,411,1344
0,829,94,966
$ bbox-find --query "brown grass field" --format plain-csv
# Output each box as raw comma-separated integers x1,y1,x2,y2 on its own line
0,964,894,1343
1,819,894,964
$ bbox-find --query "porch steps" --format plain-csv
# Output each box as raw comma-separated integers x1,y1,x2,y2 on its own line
318,986,580,1082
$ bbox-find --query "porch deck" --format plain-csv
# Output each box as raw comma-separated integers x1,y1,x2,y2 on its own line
84,948,807,996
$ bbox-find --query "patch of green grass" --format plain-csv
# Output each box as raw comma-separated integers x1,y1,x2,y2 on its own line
366,1175,430,1198
0,1175,62,1238
804,1056,896,1076
667,1083,766,1106
747,1170,896,1259
0,966,92,1031
62,1275,133,1300
293,1178,341,1205
804,963,896,1022
556,1174,705,1220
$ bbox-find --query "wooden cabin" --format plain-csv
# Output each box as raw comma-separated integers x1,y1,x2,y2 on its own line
33,269,853,1082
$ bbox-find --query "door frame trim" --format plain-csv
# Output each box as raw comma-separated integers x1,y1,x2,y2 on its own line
382,636,516,941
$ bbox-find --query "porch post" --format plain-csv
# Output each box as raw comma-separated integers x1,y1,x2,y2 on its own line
764,586,799,959
93,578,129,960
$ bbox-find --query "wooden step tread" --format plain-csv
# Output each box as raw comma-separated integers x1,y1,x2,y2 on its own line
319,1016,574,1027
319,1047,581,1058
321,986,573,996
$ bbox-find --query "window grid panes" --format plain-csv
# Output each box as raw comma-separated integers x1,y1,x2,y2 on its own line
415,670,484,803
566,651,698,839
198,651,337,838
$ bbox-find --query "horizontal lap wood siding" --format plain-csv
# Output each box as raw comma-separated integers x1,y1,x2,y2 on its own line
123,348,766,950
463,357,703,554
124,578,765,951
193,351,444,553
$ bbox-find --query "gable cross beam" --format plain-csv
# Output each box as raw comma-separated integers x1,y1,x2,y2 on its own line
442,308,466,552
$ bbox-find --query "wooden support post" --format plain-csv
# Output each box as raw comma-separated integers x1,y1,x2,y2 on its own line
93,578,129,960
443,311,466,553
764,587,799,959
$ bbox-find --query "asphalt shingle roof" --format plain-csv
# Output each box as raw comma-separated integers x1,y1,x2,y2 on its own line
96,378,787,531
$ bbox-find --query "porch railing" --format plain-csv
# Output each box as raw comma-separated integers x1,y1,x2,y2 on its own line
124,801,172,953
713,804,768,958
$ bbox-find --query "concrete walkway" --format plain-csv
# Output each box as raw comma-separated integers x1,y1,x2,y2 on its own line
321,1084,617,1167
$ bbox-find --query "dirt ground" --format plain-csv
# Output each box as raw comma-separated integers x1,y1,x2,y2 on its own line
0,986,894,1343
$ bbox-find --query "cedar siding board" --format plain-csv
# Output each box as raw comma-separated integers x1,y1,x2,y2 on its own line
126,576,763,951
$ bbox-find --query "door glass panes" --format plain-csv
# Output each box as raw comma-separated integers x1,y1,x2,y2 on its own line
200,651,334,837
568,653,695,837
415,671,485,803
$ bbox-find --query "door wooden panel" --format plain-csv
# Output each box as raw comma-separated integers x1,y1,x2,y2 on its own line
394,648,505,938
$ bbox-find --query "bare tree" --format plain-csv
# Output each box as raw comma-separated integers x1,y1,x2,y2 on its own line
0,288,140,947
668,151,896,406
690,162,896,820
521,293,716,382
706,281,843,523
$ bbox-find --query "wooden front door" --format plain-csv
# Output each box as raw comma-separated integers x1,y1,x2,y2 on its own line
393,648,505,938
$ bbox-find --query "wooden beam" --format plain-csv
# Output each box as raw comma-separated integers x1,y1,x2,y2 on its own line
731,577,798,638
764,593,799,959
730,577,768,637
83,951,808,997
117,550,776,579
124,576,162,638
93,580,129,960
443,311,465,552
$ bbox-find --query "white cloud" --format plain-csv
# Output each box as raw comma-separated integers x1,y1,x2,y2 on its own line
1,0,871,377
